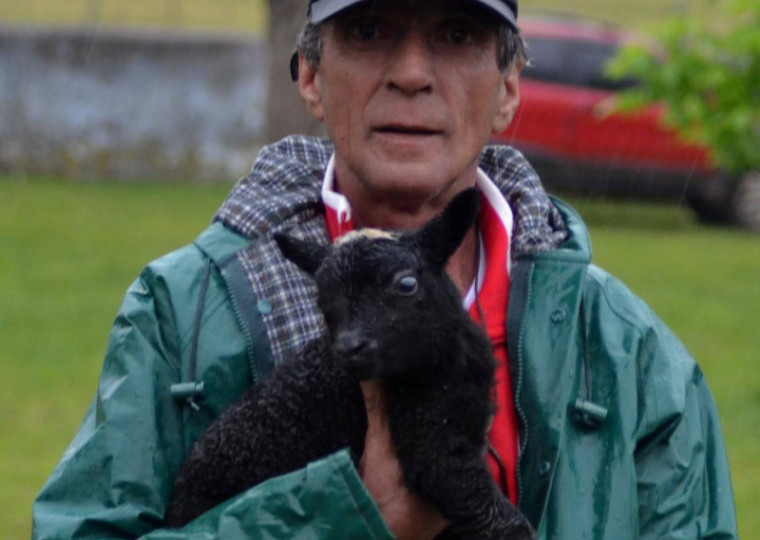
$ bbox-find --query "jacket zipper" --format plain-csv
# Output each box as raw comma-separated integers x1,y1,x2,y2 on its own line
512,260,534,508
219,262,260,386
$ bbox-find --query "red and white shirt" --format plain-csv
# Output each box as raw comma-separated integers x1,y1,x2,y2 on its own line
321,156,520,503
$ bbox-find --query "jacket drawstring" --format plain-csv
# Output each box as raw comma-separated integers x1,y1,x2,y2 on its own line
170,257,211,410
572,298,608,428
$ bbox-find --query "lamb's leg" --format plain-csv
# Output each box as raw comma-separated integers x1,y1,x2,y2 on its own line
388,395,535,540
410,458,535,540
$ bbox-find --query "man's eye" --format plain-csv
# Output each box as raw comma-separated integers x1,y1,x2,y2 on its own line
447,28,473,45
351,21,381,40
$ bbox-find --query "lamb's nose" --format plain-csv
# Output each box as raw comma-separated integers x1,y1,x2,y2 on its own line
335,330,373,358
334,330,379,377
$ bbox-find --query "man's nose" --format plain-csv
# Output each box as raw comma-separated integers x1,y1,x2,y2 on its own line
385,32,434,95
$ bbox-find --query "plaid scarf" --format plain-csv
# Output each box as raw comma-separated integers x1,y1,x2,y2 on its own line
214,135,567,367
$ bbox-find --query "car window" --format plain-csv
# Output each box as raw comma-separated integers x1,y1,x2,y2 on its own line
524,35,637,91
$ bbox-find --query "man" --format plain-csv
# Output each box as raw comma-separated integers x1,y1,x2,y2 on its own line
33,0,737,538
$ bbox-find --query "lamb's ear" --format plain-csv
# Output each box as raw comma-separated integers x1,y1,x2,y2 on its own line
414,188,480,267
273,232,328,276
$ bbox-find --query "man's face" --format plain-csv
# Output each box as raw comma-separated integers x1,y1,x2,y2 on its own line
299,0,520,209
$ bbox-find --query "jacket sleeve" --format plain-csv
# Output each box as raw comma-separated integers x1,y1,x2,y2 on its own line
32,251,393,540
632,311,737,539
140,450,393,540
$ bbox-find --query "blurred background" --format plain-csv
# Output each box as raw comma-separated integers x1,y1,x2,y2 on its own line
1,1,758,538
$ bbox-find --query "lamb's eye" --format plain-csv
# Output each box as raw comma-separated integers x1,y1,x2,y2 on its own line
396,275,419,296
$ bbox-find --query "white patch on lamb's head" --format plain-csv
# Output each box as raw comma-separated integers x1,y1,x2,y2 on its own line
334,228,400,247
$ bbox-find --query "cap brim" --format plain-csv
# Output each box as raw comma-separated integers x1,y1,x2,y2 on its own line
310,0,516,29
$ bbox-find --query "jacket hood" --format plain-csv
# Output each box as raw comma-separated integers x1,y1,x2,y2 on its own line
212,136,576,368
547,197,593,264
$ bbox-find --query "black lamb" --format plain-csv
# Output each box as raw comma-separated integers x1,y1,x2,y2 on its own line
164,189,535,539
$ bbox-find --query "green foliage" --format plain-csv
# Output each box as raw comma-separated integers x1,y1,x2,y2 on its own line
607,0,760,173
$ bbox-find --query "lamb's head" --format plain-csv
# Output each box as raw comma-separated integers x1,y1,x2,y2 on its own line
275,188,480,382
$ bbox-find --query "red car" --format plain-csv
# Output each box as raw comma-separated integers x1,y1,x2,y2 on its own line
494,15,760,231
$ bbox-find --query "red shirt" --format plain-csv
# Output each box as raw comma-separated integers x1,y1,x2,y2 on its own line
322,162,519,503
464,190,519,504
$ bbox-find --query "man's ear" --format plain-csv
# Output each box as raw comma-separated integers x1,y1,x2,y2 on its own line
274,232,328,276
298,55,325,121
492,62,522,134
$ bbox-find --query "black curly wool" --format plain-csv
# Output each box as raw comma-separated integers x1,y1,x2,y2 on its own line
164,189,535,539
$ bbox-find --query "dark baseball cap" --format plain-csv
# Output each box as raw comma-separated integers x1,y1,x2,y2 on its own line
291,0,518,81
308,0,518,29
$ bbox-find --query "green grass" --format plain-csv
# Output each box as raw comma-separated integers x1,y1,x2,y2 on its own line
0,0,710,33
2,178,757,539
0,0,269,34
521,0,711,27
0,176,234,540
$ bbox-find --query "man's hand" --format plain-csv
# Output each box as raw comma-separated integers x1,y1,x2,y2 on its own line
358,380,449,540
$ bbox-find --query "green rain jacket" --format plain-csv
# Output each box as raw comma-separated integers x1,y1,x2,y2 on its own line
32,162,737,540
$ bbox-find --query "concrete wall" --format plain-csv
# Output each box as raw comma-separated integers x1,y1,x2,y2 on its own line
0,24,269,182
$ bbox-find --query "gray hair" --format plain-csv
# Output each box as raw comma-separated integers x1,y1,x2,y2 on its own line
295,21,526,73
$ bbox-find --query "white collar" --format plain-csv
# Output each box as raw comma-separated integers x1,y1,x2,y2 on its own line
320,155,514,309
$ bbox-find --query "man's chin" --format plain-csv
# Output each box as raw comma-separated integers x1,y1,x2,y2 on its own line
335,147,476,210
371,131,443,155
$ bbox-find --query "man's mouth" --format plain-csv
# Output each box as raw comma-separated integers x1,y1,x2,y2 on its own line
375,125,441,136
